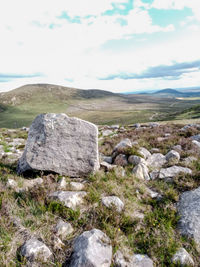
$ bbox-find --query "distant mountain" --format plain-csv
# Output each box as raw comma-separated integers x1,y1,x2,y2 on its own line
152,88,200,98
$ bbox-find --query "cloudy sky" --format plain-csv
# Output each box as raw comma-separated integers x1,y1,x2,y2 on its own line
0,0,200,93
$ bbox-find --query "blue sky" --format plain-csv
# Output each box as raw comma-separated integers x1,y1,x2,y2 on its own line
0,0,200,93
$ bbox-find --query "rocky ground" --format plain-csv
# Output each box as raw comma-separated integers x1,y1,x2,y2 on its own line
1,121,200,266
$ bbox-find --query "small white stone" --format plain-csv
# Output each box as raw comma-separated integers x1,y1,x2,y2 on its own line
49,191,87,210
55,219,74,240
58,177,67,189
101,196,124,212
69,182,85,191
20,238,52,262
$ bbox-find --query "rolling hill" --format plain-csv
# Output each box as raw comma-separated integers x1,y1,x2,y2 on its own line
1,83,200,128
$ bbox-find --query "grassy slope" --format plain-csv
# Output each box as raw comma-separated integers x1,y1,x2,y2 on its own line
1,84,200,128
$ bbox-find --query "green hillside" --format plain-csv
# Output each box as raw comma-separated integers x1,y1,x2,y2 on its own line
1,84,200,128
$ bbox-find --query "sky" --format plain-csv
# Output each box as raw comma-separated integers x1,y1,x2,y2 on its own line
0,0,200,93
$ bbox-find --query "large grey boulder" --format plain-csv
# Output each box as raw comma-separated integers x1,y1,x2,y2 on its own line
20,238,52,262
159,166,192,179
178,186,200,246
49,191,87,210
17,113,99,177
69,229,112,267
172,248,194,266
146,153,167,168
101,196,124,212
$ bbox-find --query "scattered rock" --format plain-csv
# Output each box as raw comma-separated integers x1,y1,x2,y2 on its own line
110,125,120,129
101,161,116,171
7,178,43,193
101,196,124,212
58,177,67,190
149,170,159,180
69,182,85,191
172,145,182,152
146,188,160,199
102,129,113,137
132,163,150,180
146,153,167,168
114,154,128,167
101,155,112,164
192,140,200,149
7,179,18,190
150,148,160,153
138,147,151,159
128,155,146,165
18,113,99,177
178,186,200,246
114,166,126,177
113,138,132,155
20,238,52,262
69,229,112,267
172,248,194,266
157,137,167,142
165,150,180,165
52,236,65,250
159,166,192,179
133,123,140,128
191,134,200,142
182,156,197,166
49,191,87,210
131,254,154,267
19,178,43,192
114,251,153,267
55,219,74,240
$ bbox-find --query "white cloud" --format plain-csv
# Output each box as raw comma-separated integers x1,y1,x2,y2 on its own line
0,0,199,93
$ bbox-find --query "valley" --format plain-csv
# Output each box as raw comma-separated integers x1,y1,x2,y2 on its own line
0,84,200,128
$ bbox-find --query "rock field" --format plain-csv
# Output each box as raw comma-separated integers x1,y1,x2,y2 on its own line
1,115,200,266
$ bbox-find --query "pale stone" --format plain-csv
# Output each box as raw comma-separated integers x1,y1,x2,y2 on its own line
132,163,150,180
128,155,146,165
49,191,87,210
114,251,154,267
178,186,200,246
69,182,85,191
102,196,124,212
146,153,167,168
20,238,52,262
159,166,192,179
138,147,151,159
113,139,132,155
165,150,180,165
172,248,194,266
55,219,74,240
18,113,99,177
69,229,112,267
